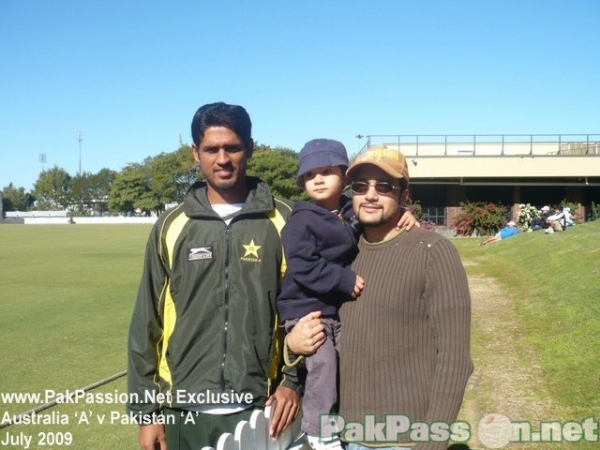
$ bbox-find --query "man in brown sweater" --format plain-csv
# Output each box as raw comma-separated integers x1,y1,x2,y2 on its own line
287,146,473,449
334,146,474,450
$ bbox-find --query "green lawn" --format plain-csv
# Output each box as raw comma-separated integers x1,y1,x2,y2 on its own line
1,224,150,449
453,221,600,420
1,221,599,449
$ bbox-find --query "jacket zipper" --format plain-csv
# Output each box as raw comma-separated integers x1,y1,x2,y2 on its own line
221,224,231,391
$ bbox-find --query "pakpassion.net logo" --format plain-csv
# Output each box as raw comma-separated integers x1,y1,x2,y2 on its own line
477,413,599,448
319,413,600,448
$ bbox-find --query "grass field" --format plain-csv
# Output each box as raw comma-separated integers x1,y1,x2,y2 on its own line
453,221,600,418
1,221,599,449
1,224,151,449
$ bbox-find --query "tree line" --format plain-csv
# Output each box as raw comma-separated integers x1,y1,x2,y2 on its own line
2,144,306,217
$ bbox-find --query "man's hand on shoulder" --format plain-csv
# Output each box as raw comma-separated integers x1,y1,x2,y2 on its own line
397,208,421,231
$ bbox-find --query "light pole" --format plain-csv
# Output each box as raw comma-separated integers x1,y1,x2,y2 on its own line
355,134,364,154
76,131,83,175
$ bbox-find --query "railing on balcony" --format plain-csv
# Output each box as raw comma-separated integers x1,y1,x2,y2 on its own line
356,134,600,157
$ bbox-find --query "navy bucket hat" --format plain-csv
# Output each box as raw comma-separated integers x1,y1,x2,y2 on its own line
297,139,349,185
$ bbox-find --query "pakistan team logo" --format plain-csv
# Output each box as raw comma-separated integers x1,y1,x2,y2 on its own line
241,239,261,263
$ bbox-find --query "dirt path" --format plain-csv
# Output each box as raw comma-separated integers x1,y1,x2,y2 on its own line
459,263,557,449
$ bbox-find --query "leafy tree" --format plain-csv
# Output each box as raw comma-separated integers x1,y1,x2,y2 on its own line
134,157,162,216
108,146,197,216
150,145,198,207
90,168,118,215
107,144,304,216
108,162,152,216
69,172,94,215
2,183,34,212
247,144,305,201
169,145,199,201
33,166,71,210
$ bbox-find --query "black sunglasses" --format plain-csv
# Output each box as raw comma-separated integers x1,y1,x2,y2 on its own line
351,181,401,195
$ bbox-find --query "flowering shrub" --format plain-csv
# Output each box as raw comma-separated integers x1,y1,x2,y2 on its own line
516,203,540,230
453,201,508,237
406,200,436,230
419,219,436,230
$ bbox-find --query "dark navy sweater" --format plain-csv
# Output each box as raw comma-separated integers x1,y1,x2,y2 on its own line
277,195,360,320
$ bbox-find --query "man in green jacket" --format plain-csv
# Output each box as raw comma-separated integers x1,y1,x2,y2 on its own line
127,102,303,450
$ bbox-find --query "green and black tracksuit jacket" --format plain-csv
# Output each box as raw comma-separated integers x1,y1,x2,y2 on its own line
127,177,300,417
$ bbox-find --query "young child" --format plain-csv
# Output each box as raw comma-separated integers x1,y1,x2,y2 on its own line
277,139,416,450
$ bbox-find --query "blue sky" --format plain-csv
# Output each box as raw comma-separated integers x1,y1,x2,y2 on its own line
1,0,599,190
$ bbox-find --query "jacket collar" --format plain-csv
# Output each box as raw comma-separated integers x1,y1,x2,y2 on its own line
184,176,275,218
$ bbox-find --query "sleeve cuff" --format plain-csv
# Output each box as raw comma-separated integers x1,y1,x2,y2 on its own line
283,335,305,367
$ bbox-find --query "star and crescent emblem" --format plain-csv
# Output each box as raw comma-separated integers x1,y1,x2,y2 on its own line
242,239,261,259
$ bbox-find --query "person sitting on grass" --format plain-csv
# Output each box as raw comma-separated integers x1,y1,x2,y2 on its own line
564,207,575,227
481,220,518,246
529,205,551,232
545,205,567,233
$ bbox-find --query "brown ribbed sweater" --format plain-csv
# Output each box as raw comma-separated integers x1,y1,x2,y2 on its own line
339,228,474,448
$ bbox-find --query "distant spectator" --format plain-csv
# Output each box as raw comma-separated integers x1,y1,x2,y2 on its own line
480,220,518,246
564,207,575,227
546,206,566,233
529,205,551,232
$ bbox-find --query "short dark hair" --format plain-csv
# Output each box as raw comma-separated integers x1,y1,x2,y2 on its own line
191,102,253,157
